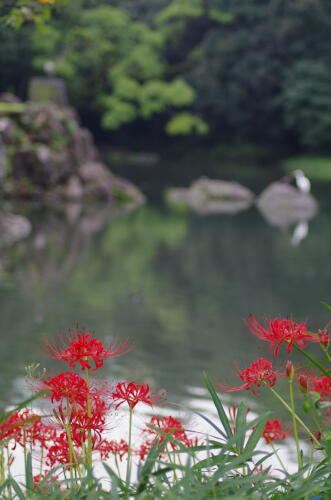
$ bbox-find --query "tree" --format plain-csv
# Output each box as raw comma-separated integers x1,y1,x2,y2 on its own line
32,2,207,135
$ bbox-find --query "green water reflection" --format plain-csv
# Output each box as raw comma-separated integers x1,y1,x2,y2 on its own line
0,197,330,413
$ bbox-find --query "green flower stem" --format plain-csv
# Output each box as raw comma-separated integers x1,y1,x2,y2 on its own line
65,401,75,486
85,368,93,474
166,445,178,482
0,448,4,485
270,442,287,472
23,429,27,478
293,344,331,378
307,402,323,434
126,407,133,493
322,347,331,363
114,454,121,480
6,447,12,499
288,377,303,470
39,446,44,476
268,386,320,446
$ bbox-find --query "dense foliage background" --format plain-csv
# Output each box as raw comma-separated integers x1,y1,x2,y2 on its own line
2,0,331,151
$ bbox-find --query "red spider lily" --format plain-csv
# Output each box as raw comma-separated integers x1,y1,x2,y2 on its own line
136,441,151,461
97,439,128,461
46,432,81,468
244,315,318,356
0,410,41,445
296,368,316,393
45,330,132,371
317,328,330,348
21,419,57,449
285,361,294,379
42,372,89,405
33,471,63,493
262,419,289,444
311,375,331,401
71,409,107,446
144,415,190,447
112,381,162,409
218,358,281,395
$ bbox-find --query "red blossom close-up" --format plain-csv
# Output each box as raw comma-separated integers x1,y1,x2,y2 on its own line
311,375,331,401
262,419,289,444
97,439,128,461
144,415,190,447
46,431,80,468
0,410,42,445
42,372,89,404
111,381,162,409
219,358,280,394
45,330,132,371
244,315,319,356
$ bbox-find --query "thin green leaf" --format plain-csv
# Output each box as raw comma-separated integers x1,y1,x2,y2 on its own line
25,452,33,492
234,402,247,451
188,408,227,440
321,301,331,312
103,462,126,493
203,372,233,439
244,414,268,456
137,437,169,494
6,479,25,500
0,390,47,424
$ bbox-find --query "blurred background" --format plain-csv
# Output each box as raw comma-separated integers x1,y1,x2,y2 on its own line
0,0,330,421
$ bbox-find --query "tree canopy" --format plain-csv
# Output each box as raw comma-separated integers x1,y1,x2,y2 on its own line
2,0,331,149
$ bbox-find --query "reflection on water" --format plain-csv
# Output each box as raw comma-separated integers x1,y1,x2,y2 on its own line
0,194,330,419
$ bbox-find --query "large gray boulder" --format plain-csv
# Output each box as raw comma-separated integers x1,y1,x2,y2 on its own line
167,177,254,214
0,213,31,246
256,182,318,227
0,100,145,206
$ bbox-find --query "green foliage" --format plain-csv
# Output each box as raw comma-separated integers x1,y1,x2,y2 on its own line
166,112,208,135
3,0,331,146
31,3,202,134
156,0,233,25
0,0,67,30
283,60,331,148
0,102,26,114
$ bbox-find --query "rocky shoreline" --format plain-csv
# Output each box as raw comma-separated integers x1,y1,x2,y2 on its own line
0,96,144,205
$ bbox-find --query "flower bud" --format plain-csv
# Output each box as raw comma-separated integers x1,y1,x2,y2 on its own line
317,329,329,348
286,361,294,380
298,374,308,393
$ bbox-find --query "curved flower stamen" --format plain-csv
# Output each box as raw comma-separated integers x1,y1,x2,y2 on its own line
244,315,319,356
218,358,281,394
44,330,133,371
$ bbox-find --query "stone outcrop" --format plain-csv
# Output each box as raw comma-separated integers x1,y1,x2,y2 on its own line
0,213,31,246
0,97,144,206
167,177,254,214
256,181,318,227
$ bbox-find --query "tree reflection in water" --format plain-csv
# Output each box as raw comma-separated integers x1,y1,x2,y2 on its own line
0,197,330,416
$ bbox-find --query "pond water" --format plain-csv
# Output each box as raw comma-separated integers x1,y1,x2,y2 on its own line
0,186,330,425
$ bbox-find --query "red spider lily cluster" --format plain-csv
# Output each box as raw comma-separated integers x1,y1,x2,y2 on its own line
0,329,197,489
0,313,329,491
219,314,331,451
136,415,199,460
262,420,290,444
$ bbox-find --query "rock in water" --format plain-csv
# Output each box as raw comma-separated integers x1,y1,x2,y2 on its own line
256,182,318,227
167,177,254,214
0,214,31,245
0,100,144,205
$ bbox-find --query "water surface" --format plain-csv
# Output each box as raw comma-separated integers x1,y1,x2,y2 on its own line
0,191,330,420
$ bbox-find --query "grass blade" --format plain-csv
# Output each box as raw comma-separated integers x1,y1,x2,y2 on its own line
203,372,233,439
